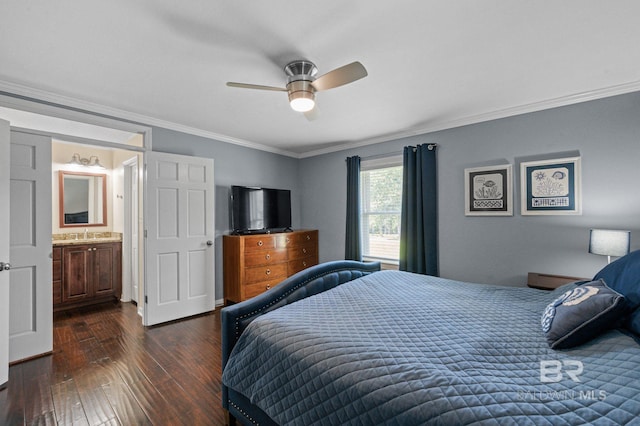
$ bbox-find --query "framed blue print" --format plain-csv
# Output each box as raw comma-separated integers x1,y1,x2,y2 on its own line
520,156,581,215
464,164,513,216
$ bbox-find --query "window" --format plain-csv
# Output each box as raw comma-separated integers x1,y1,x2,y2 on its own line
360,156,403,263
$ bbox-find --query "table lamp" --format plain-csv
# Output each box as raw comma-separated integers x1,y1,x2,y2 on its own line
589,229,631,264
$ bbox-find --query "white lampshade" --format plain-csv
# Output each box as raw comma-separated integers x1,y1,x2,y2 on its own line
589,229,630,263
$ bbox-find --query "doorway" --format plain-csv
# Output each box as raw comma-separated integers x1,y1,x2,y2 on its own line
0,99,150,365
52,139,144,313
2,95,217,364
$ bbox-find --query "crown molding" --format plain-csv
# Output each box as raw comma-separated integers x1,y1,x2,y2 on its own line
297,79,640,158
2,78,639,160
0,79,300,158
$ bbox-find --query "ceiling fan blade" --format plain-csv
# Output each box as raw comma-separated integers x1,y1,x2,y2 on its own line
311,61,368,91
226,82,287,92
304,106,320,121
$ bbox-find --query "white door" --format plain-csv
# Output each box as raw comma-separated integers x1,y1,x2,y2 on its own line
144,152,215,326
9,130,52,362
0,120,10,386
123,157,140,304
130,161,139,303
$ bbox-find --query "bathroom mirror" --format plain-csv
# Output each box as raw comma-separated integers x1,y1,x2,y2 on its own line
58,170,107,227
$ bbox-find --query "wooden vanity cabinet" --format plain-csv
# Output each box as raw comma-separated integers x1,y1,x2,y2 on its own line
54,241,122,311
52,247,62,305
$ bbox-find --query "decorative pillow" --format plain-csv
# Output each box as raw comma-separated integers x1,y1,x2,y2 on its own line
541,279,627,349
593,250,640,336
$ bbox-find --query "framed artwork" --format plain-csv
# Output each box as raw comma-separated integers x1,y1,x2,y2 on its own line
520,156,581,215
464,164,513,216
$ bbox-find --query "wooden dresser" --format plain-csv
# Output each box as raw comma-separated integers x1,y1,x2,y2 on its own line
223,229,318,304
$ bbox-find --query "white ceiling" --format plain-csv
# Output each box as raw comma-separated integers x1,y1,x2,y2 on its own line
2,1,640,158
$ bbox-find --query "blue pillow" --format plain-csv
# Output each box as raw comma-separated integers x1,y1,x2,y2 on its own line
594,250,640,336
541,279,627,349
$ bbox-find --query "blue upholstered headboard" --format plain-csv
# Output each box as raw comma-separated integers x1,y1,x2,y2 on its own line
221,260,381,370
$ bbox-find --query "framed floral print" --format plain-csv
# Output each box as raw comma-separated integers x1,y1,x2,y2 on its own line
520,156,581,215
464,164,513,216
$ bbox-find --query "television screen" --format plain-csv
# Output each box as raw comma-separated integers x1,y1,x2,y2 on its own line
231,186,292,234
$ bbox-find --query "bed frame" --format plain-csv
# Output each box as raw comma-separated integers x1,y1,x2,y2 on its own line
221,260,381,425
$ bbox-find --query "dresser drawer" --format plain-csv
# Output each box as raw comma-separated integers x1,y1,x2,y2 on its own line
244,263,288,284
244,249,287,267
288,258,317,275
275,234,295,248
243,235,277,252
288,243,317,261
288,231,317,246
244,278,283,299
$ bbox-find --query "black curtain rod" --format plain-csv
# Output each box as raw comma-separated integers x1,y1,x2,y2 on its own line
406,143,438,150
346,143,438,161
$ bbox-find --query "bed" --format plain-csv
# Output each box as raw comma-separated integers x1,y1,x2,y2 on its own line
221,259,640,425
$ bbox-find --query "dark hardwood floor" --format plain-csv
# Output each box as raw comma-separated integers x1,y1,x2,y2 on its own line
0,302,227,425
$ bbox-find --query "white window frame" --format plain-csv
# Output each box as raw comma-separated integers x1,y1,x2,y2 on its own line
360,155,403,266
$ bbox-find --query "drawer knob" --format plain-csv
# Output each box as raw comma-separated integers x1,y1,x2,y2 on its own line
302,248,307,254
265,269,271,275
306,235,311,240
302,261,307,267
257,241,263,247
265,254,271,260
266,284,271,290
286,238,290,244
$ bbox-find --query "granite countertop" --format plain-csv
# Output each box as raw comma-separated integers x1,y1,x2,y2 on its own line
52,232,122,246
52,237,122,246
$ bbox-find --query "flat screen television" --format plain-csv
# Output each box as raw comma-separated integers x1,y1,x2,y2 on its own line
230,185,292,234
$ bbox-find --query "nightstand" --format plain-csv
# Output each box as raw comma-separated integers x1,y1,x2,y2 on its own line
527,272,588,290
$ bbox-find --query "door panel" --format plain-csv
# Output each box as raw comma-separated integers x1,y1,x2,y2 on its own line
63,246,92,302
94,244,115,294
9,129,52,363
145,152,215,326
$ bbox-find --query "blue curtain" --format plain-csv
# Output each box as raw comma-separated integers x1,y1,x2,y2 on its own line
345,156,362,261
400,144,438,275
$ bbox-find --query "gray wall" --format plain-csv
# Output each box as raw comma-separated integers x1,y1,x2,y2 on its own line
151,128,300,300
300,92,640,286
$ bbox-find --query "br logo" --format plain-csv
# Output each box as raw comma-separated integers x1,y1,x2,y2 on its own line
540,360,583,383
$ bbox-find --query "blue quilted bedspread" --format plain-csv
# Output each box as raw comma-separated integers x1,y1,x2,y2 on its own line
222,271,640,425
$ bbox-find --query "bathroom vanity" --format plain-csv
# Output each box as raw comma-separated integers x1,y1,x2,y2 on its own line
52,237,121,312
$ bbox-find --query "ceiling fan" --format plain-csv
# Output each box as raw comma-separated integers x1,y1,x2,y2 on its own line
226,60,368,114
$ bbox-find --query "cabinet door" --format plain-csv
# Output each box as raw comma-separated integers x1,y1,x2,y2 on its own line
52,247,62,305
94,244,116,296
62,245,92,303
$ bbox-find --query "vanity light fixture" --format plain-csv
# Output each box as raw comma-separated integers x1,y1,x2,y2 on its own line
589,229,631,264
67,153,106,169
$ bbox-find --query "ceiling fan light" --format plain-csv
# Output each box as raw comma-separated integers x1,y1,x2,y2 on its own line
290,98,315,112
289,91,315,112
